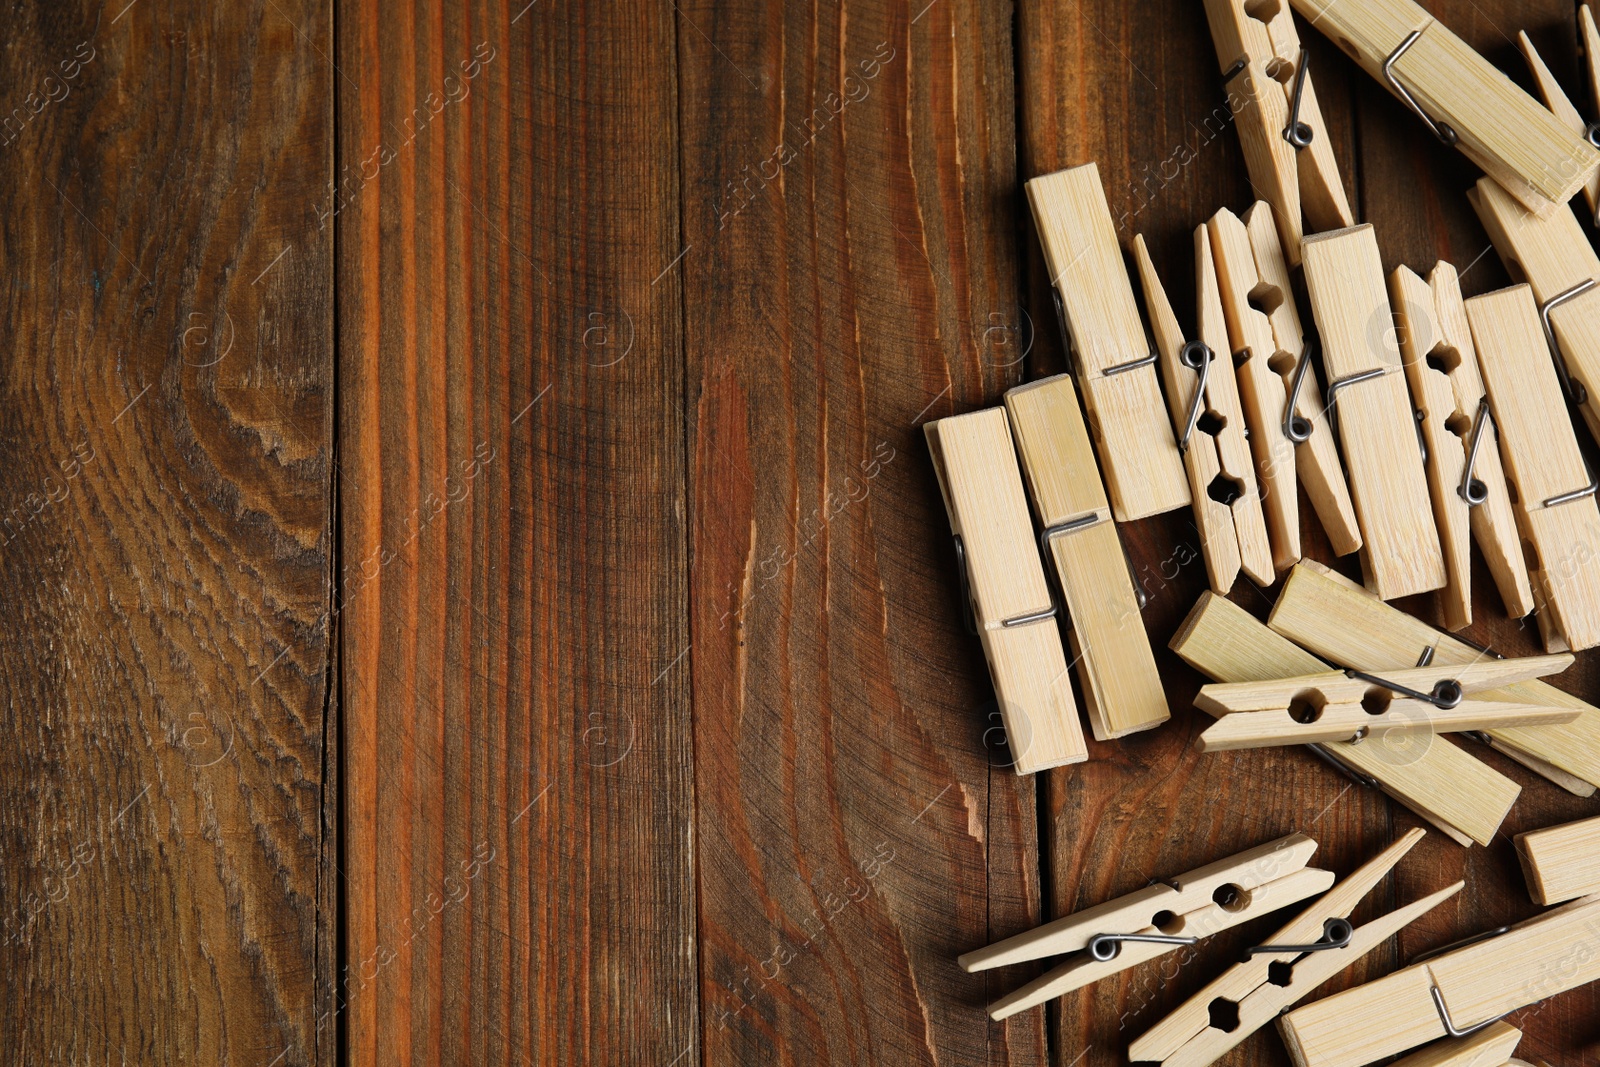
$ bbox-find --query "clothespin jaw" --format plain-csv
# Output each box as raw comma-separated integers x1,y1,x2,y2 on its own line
1279,897,1600,1067
1132,231,1272,593
1268,559,1600,797
1130,828,1463,1067
1301,225,1444,600
960,834,1335,1019
1289,0,1600,216
924,409,1088,773
1026,163,1190,522
1005,376,1170,740
1171,590,1521,847
1518,29,1600,225
1194,653,1578,752
1385,1022,1523,1067
1467,176,1600,448
1515,813,1600,905
1390,260,1534,630
1466,284,1600,653
1199,0,1354,265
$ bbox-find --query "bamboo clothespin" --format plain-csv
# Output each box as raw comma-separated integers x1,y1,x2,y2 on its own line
1205,208,1361,571
1193,653,1577,752
960,834,1335,1020
1133,231,1272,593
1515,814,1600,905
1301,225,1443,599
1269,560,1600,796
1005,377,1170,739
1518,9,1600,224
1386,1023,1523,1067
1390,261,1534,630
1289,0,1600,216
1199,0,1355,265
925,409,1088,773
1468,176,1600,445
1130,829,1461,1067
1278,896,1600,1067
1027,163,1191,521
1465,284,1600,653
1172,591,1521,846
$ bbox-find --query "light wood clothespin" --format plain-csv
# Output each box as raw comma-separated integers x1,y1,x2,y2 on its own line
1518,9,1600,225
1005,377,1170,740
1208,207,1362,571
1194,654,1576,752
1199,0,1355,266
1278,896,1600,1067
1515,814,1600,905
1289,0,1600,216
1130,828,1461,1067
1468,176,1600,445
1133,231,1272,593
960,834,1335,1020
1027,163,1191,522
1386,1023,1523,1067
1301,225,1443,599
1465,284,1600,653
925,408,1088,773
1390,261,1534,629
1270,560,1600,796
1171,591,1521,846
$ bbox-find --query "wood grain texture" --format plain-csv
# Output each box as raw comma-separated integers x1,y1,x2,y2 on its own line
676,0,1046,1061
0,1,333,1064
336,0,695,1064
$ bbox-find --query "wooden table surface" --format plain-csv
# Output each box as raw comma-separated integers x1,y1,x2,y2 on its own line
4,0,1599,1064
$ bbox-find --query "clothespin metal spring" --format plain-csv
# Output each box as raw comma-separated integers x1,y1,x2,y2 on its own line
1385,29,1459,145
1282,343,1315,443
1243,916,1353,959
1178,341,1214,454
1538,278,1594,406
1283,50,1314,148
952,533,1058,635
1087,932,1199,962
1458,398,1492,505
1343,667,1464,709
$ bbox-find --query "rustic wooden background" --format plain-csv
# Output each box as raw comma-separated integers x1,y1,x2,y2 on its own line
2,0,1598,1064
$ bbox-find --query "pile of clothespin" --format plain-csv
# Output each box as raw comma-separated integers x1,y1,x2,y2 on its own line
926,0,1600,1059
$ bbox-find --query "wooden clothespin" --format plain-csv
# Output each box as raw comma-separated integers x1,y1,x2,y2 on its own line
1385,1023,1522,1067
1289,0,1600,216
1172,591,1521,846
1468,176,1600,445
1133,230,1272,593
1130,828,1461,1067
1005,377,1170,740
1465,284,1600,653
1278,896,1600,1067
960,833,1335,1020
1301,225,1443,599
1516,814,1600,905
924,408,1088,773
1194,653,1576,752
1519,9,1600,225
1217,205,1364,566
1199,0,1354,265
1390,261,1534,630
1270,560,1600,796
1027,163,1191,521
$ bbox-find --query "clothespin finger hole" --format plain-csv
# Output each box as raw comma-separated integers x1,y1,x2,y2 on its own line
1288,690,1327,724
1151,909,1178,933
1207,996,1243,1032
1195,410,1226,438
1211,882,1250,913
1360,688,1393,716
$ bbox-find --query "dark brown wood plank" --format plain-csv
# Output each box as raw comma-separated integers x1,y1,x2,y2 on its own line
0,2,333,1065
336,0,696,1063
677,1,1044,1063
1014,4,1390,1066
1355,3,1600,1060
